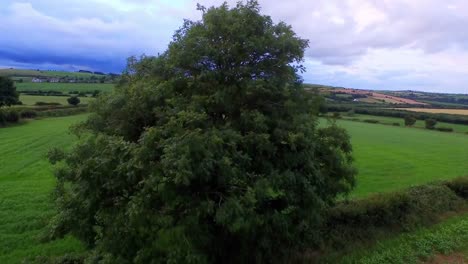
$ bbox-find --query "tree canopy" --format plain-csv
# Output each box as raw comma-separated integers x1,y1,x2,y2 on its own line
0,76,19,107
48,1,356,263
425,118,437,129
67,96,80,106
405,115,417,126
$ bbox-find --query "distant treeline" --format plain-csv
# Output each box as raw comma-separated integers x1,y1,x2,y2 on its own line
327,104,468,125
78,70,116,75
399,92,468,106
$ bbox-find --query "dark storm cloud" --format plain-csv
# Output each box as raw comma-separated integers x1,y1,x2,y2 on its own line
2,0,468,92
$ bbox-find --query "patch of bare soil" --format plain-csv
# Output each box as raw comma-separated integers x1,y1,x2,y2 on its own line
425,253,466,264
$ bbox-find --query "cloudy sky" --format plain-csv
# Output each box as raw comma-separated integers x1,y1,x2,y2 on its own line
2,0,468,93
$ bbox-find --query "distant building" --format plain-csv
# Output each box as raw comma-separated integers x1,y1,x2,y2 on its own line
32,78,44,83
49,78,60,83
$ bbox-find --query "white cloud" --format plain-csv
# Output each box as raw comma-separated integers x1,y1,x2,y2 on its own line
2,0,468,92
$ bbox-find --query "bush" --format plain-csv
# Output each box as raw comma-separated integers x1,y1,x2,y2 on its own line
322,182,466,249
392,122,400,126
38,107,87,117
404,115,417,126
67,96,80,106
0,76,20,106
436,127,453,132
346,109,355,117
35,102,61,106
425,118,437,129
363,119,379,124
445,177,468,199
20,110,38,119
4,109,19,123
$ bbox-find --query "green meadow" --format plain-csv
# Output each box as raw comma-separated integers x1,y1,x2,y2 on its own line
328,119,468,197
19,95,94,106
342,113,468,133
0,115,86,263
16,82,114,93
2,115,468,262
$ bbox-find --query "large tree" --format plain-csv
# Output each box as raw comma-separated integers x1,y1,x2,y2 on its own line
0,76,19,107
49,1,356,263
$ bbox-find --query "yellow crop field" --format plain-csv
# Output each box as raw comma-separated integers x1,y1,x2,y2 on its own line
398,108,468,116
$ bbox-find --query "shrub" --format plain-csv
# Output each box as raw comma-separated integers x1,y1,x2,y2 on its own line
38,107,87,117
20,110,38,119
4,109,19,123
392,122,401,126
436,127,453,132
346,109,355,117
35,102,61,106
404,115,417,126
445,177,468,199
0,76,20,106
363,119,379,124
425,118,437,129
0,109,5,125
322,182,466,249
67,96,80,106
332,112,342,119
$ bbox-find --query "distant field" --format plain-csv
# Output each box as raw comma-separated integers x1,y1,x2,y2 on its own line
0,115,86,263
0,68,105,78
332,119,468,197
342,113,468,133
16,82,114,93
19,95,94,106
398,108,468,116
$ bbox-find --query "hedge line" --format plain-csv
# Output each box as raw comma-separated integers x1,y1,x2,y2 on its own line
315,176,468,260
0,108,20,126
327,104,468,126
0,107,87,127
37,107,88,117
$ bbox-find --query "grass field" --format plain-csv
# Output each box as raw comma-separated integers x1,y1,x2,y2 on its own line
398,108,468,116
16,82,114,93
2,115,468,262
19,95,94,106
332,119,468,197
342,113,468,133
0,115,86,263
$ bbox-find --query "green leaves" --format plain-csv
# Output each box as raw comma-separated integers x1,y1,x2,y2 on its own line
50,1,356,263
0,76,19,107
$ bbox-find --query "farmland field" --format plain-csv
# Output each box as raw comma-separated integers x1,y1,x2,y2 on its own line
0,115,86,263
398,108,468,116
342,113,468,133
16,82,114,93
2,115,468,262
19,95,94,106
332,119,468,197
